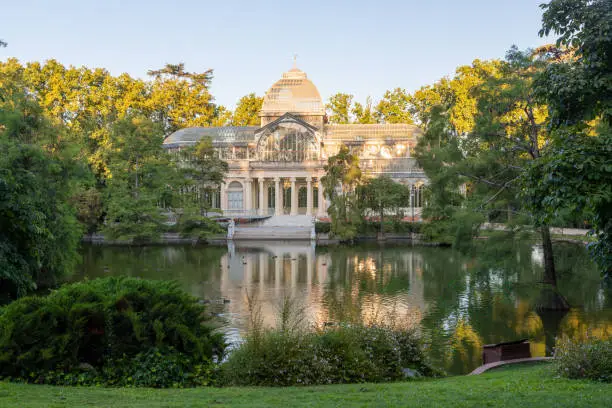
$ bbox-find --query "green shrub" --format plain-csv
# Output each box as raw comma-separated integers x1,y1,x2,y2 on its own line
315,222,331,234
554,335,612,382
220,324,440,386
0,277,225,386
22,347,217,388
357,220,422,235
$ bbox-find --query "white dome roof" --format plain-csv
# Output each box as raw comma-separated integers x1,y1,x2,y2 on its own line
260,67,324,116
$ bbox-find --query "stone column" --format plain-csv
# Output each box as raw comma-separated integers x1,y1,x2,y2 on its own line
274,177,282,216
263,181,269,212
244,178,252,214
258,178,265,216
306,176,313,216
290,177,297,216
317,180,326,217
220,182,227,214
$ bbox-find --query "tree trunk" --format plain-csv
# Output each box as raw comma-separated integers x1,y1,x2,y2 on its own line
538,225,570,311
541,226,556,285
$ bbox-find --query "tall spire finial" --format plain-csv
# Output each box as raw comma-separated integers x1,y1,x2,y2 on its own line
292,53,298,68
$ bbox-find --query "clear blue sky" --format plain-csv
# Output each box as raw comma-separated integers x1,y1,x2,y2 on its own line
1,0,552,109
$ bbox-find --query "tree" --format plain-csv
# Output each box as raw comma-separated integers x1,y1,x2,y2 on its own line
359,176,410,235
352,96,376,124
211,105,232,127
414,60,504,246
468,47,561,288
102,116,170,243
0,93,82,297
415,48,570,309
410,60,501,133
231,93,263,126
537,0,611,126
321,145,363,240
146,63,217,133
527,0,612,276
177,136,228,238
374,88,414,124
326,93,354,124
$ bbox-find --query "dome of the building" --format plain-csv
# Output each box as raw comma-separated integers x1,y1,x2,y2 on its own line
260,67,325,117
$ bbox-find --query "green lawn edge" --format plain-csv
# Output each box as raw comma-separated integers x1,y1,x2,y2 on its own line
0,363,609,408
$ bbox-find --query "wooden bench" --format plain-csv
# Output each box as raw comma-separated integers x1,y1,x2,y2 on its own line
482,339,531,364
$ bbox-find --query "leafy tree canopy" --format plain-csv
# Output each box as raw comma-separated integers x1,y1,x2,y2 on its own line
231,93,263,126
0,92,82,297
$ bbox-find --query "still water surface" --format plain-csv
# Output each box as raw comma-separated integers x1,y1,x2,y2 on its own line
76,241,611,375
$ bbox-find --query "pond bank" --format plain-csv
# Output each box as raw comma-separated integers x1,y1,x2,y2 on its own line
82,231,586,247
1,364,608,408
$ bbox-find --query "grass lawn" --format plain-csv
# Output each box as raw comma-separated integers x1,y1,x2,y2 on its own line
0,363,609,408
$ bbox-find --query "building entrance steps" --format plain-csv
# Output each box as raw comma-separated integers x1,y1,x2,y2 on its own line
231,215,315,240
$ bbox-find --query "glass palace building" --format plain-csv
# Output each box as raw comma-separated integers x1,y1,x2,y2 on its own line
162,66,427,218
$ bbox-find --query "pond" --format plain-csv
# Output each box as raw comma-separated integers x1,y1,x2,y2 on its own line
75,240,611,375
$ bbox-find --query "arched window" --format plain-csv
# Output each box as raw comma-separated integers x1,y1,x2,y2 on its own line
227,181,243,210
257,126,317,162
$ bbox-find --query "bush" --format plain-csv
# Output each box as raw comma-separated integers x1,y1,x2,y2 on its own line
220,324,440,386
24,347,217,388
554,335,612,382
0,277,225,386
356,220,422,235
315,222,331,234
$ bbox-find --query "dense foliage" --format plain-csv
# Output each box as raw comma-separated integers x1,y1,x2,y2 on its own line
358,176,412,234
0,58,230,297
321,146,364,240
554,335,612,382
221,324,439,386
527,0,612,276
0,277,225,386
315,221,422,235
0,94,83,298
325,89,413,125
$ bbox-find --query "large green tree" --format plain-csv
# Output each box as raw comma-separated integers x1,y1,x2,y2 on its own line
146,62,217,133
0,93,82,297
415,48,571,308
352,96,377,124
326,93,354,124
321,145,363,240
102,116,172,243
359,176,410,235
374,88,413,124
231,93,263,126
527,0,612,276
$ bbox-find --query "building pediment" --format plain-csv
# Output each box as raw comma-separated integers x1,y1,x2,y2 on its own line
255,112,319,135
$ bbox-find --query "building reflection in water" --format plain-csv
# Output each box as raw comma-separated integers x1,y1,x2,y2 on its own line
217,241,426,339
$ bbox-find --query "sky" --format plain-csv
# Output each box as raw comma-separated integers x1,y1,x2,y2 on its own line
1,0,553,109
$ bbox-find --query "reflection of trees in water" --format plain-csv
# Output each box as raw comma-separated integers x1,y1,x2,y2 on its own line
558,309,612,341
77,245,226,298
420,241,605,374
